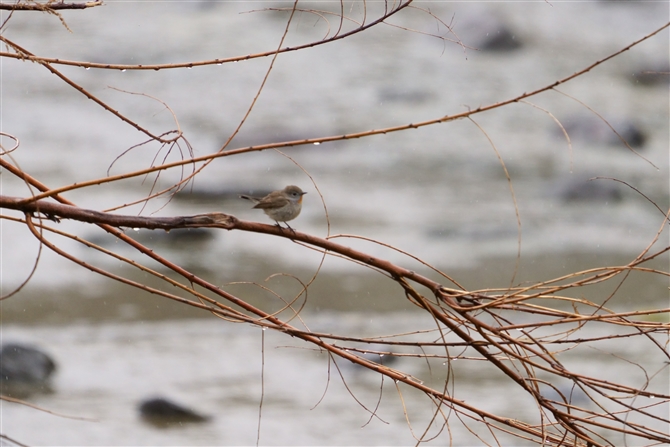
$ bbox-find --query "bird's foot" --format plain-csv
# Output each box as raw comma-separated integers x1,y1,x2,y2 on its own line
274,222,297,236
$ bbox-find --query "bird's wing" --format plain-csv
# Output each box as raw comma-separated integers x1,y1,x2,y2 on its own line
253,196,290,209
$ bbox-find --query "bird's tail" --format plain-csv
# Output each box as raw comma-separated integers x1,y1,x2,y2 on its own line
239,194,259,203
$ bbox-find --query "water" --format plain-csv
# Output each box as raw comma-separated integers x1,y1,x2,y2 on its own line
3,311,668,446
1,1,669,445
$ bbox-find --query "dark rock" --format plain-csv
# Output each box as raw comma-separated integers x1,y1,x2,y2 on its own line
0,343,56,384
557,115,647,149
360,350,399,367
538,382,589,406
139,397,210,427
629,64,670,87
173,187,249,203
459,15,523,52
478,25,522,52
378,87,433,104
348,345,400,371
0,343,56,397
557,176,623,203
128,227,215,245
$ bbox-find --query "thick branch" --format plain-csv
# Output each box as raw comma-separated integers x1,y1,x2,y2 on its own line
0,195,236,229
0,1,102,10
0,194,443,293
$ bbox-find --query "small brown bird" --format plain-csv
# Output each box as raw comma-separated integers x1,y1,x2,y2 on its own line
240,185,306,230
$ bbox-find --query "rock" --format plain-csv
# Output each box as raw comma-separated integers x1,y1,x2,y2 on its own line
629,63,670,87
129,227,215,245
556,115,647,149
173,187,257,203
377,87,433,105
348,345,400,371
0,343,56,397
459,15,523,52
556,176,623,203
139,397,210,427
478,25,522,52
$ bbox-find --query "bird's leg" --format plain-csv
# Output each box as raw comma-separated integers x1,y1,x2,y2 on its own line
274,221,296,235
273,221,285,233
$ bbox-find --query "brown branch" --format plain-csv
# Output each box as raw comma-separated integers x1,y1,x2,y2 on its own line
0,1,102,10
0,193,443,292
0,0,413,70
0,195,237,230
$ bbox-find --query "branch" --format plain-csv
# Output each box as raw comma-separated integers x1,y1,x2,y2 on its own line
0,0,412,70
0,195,236,229
0,1,102,10
0,194,444,293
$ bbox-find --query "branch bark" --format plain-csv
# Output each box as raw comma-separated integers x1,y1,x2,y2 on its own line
0,1,102,10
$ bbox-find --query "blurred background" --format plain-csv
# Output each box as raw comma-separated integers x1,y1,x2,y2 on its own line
1,1,668,445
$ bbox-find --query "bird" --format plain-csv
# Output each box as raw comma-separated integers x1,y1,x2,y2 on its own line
240,185,306,231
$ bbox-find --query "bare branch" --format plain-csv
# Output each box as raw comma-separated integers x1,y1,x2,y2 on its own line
0,1,102,10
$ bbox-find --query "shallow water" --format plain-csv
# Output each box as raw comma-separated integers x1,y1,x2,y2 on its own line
2,308,668,446
2,249,668,445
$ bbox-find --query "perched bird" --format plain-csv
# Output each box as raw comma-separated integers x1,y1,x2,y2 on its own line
240,185,306,230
